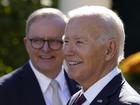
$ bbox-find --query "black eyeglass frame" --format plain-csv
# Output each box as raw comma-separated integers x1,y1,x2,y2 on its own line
28,37,63,50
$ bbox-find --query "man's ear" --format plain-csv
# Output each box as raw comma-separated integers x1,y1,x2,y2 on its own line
23,36,30,53
105,39,117,61
23,36,27,47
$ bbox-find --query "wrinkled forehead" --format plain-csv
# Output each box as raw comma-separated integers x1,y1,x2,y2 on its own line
70,14,107,29
65,15,105,38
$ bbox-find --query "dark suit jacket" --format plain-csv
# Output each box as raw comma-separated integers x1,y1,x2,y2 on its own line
0,62,80,105
68,73,140,105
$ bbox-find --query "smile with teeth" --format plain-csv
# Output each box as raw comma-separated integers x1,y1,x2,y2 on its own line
67,61,82,65
40,55,55,59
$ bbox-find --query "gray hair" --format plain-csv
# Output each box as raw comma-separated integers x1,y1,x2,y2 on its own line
68,6,125,62
26,8,67,35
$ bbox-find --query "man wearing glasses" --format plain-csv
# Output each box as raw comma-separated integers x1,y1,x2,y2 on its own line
0,8,80,105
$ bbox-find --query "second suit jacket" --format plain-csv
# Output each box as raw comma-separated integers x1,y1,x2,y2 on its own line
0,62,80,105
68,73,140,105
90,73,140,105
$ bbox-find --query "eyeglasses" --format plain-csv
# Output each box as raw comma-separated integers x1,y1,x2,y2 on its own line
28,37,63,50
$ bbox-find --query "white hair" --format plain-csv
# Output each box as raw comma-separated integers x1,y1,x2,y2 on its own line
26,8,67,34
68,6,125,63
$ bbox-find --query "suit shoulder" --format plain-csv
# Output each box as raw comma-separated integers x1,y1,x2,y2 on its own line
0,66,24,88
117,81,140,104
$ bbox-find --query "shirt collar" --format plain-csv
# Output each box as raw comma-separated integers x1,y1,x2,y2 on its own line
83,67,121,104
29,60,51,93
55,65,66,91
29,60,66,93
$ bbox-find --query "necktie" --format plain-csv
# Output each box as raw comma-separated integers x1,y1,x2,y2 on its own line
50,80,62,105
72,94,86,105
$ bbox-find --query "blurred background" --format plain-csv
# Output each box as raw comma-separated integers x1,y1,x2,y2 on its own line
0,0,140,93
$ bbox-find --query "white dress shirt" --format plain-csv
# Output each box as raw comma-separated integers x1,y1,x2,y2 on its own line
77,67,121,105
29,60,71,105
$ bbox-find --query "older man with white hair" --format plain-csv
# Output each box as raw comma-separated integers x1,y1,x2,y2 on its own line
63,6,140,105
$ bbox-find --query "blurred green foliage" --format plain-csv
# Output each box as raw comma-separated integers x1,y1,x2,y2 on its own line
0,0,58,76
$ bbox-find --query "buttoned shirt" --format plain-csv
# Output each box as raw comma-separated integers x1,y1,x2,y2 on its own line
29,60,71,105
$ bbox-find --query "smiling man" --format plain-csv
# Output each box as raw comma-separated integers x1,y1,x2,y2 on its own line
0,8,80,105
64,6,140,105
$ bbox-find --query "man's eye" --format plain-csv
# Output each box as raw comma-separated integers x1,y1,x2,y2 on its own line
64,40,69,43
76,40,83,44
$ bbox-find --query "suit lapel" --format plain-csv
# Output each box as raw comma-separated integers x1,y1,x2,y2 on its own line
18,62,46,105
17,64,80,105
64,70,81,96
90,73,125,105
19,64,80,105
67,90,82,105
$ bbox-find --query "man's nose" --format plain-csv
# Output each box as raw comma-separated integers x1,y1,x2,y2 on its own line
42,42,51,51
